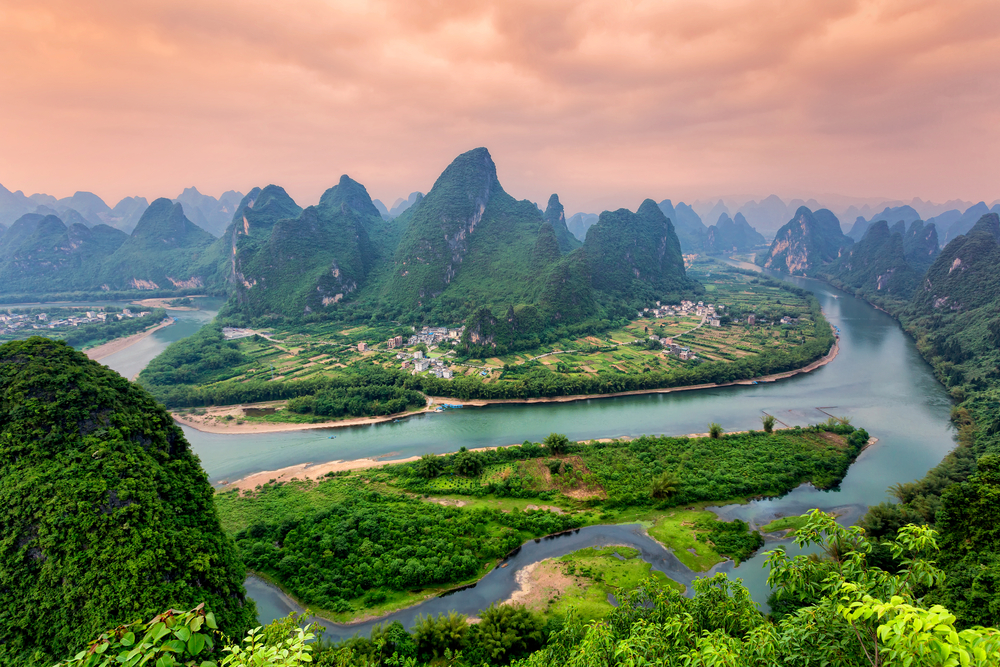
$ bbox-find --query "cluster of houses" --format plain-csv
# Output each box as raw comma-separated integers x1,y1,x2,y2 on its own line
639,300,724,327
408,326,464,346
645,334,698,361
0,308,149,335
395,349,454,378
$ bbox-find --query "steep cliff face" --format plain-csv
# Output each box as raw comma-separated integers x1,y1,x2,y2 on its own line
914,213,1000,314
543,194,582,253
757,206,852,275
378,147,555,315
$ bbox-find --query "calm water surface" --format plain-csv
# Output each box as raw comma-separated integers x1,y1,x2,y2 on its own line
76,278,954,628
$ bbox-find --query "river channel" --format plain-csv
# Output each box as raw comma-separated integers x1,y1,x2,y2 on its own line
54,271,955,635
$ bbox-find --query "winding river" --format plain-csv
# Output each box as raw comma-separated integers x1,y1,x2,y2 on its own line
75,271,955,636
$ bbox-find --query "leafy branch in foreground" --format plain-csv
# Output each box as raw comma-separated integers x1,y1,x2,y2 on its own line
53,604,315,667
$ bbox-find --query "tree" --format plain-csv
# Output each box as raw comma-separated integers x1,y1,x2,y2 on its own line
413,612,469,661
416,454,444,479
453,450,484,477
543,433,571,454
651,471,680,499
470,604,544,665
708,422,724,438
762,414,776,433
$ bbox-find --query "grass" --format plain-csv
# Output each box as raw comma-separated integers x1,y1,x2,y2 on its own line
646,507,731,572
760,515,810,535
526,546,684,624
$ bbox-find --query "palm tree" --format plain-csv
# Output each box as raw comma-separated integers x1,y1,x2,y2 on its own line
761,414,776,433
708,422,724,439
651,471,681,499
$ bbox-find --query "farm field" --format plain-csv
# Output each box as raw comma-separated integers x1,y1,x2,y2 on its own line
151,263,830,421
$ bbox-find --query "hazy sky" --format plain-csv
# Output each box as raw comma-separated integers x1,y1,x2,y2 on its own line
2,0,999,212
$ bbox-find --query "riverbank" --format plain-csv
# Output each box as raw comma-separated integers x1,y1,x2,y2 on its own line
180,337,839,435
215,425,817,492
85,318,175,362
130,296,206,311
173,403,435,434
431,339,839,407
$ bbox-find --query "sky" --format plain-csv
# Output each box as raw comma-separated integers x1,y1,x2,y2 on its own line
1,0,999,213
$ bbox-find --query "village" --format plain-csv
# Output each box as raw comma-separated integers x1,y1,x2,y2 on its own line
0,307,152,336
356,325,466,379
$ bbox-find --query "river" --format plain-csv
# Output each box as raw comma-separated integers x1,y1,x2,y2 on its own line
74,274,956,634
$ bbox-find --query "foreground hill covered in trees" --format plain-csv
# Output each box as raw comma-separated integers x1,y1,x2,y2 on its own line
0,337,256,666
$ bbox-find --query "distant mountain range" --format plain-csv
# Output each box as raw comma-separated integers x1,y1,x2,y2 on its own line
0,182,244,237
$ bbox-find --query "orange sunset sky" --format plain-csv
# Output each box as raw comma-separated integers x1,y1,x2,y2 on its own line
1,0,999,212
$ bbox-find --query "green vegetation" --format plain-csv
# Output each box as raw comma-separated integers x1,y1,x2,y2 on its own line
0,214,127,294
215,423,864,626
139,267,835,417
760,515,810,534
98,198,216,291
56,513,1000,666
540,547,681,622
218,479,582,620
0,338,255,667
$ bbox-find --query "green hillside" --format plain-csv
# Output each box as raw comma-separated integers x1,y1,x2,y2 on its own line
222,176,388,321
584,199,695,301
98,198,216,290
902,219,941,271
377,147,549,321
0,338,255,665
824,219,921,299
196,184,303,290
0,214,127,293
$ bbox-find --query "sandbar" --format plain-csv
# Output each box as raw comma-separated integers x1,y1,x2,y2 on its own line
86,318,175,362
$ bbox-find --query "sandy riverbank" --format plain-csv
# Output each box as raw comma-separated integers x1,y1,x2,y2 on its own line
173,404,434,434
180,338,840,435
85,318,175,362
129,296,207,311
218,455,423,490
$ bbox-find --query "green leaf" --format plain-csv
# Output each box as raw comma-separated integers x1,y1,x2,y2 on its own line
187,633,206,656
205,612,218,630
121,632,136,647
173,626,191,642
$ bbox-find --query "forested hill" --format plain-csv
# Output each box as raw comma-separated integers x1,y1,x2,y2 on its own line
0,337,255,666
197,184,304,291
0,213,128,293
222,175,388,319
209,148,699,352
823,219,923,298
810,210,1000,629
